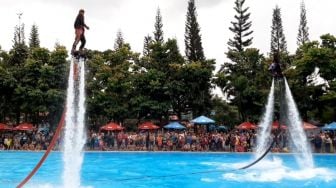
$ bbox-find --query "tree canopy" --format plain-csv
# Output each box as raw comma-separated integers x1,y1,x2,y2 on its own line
1,2,335,130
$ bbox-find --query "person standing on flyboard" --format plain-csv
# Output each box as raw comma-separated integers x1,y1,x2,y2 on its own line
71,9,89,56
268,52,283,79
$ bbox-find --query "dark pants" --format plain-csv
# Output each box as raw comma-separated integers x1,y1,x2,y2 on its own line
72,28,86,52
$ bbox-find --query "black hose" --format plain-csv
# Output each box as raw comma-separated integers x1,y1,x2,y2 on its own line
238,138,275,170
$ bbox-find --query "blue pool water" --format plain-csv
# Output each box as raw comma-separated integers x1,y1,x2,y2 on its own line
0,152,335,188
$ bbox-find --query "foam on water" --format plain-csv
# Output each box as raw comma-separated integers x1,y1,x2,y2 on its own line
200,178,217,182
200,157,335,183
220,158,334,182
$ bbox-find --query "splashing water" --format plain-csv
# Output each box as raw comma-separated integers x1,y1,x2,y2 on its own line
256,79,275,156
222,158,333,183
283,78,314,169
63,59,86,187
254,78,313,169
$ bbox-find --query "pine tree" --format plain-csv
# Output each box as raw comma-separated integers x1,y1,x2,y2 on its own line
227,0,253,52
13,23,25,47
270,6,287,55
297,1,309,46
10,22,28,65
29,24,40,49
184,0,205,62
114,29,125,50
143,34,152,56
153,8,164,43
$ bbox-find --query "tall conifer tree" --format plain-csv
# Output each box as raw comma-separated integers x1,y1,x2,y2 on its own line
13,24,25,47
270,6,287,55
114,29,125,50
11,15,28,66
184,0,205,61
29,24,40,49
153,8,164,43
297,1,309,46
227,0,253,52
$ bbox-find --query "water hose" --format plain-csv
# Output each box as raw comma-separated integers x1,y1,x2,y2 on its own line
16,107,66,187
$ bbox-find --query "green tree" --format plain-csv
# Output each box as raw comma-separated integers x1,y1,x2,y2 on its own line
287,34,336,121
184,0,205,62
227,0,253,52
210,97,239,128
297,1,309,47
180,60,215,116
134,39,178,120
2,44,67,125
216,48,269,122
0,52,16,122
143,34,152,56
135,36,215,119
86,45,139,126
153,8,164,43
13,23,25,46
10,22,28,66
29,24,40,49
114,29,125,50
270,6,287,55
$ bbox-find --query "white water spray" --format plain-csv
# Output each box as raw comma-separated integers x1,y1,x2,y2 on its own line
256,79,275,156
254,77,313,169
283,78,314,168
63,59,86,187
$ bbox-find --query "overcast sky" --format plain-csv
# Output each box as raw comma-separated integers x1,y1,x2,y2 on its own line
1,0,336,70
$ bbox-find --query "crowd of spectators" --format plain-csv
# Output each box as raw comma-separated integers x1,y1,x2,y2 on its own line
1,127,336,153
0,131,53,151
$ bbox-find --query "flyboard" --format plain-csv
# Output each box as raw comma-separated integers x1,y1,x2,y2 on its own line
72,50,87,60
72,50,86,81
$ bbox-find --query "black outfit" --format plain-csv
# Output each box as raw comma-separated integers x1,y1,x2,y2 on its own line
268,62,283,78
74,14,86,29
72,14,87,53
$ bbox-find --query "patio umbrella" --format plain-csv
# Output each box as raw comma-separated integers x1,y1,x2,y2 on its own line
302,122,318,130
164,122,185,130
191,115,215,125
272,121,287,130
236,122,257,130
0,123,12,131
100,122,124,131
14,123,35,131
138,122,159,130
322,122,336,130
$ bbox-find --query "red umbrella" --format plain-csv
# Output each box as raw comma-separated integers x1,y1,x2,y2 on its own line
14,123,35,131
100,122,124,131
302,122,318,130
236,122,257,130
138,122,159,130
0,123,12,131
272,121,287,130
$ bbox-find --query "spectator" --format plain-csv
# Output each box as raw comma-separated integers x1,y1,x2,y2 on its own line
313,133,322,153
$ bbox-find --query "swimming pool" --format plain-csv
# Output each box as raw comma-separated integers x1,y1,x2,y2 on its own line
0,152,335,188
